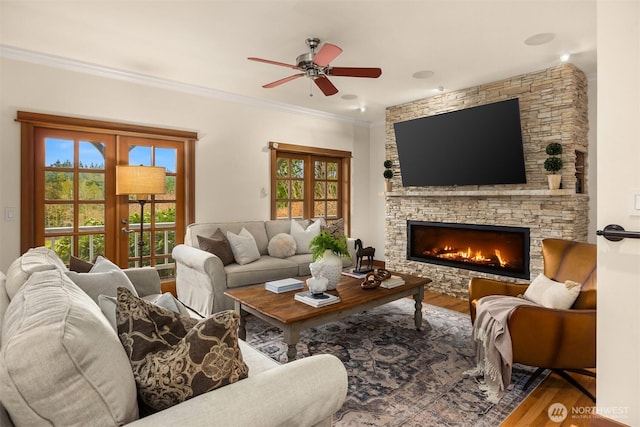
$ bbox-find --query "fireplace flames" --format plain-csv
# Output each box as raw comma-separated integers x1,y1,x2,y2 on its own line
408,221,530,279
423,245,508,268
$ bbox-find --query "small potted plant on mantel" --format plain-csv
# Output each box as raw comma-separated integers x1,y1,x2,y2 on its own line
544,142,563,190
383,160,394,192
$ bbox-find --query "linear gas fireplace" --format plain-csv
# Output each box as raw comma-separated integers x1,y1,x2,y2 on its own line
407,221,530,279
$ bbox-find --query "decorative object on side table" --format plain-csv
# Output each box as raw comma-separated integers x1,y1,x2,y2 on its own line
383,159,394,192
544,142,563,190
308,223,350,290
354,239,375,273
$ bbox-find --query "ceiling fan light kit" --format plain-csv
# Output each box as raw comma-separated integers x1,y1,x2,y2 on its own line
248,37,382,96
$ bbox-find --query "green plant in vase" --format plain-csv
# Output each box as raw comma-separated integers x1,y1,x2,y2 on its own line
383,159,394,192
544,142,563,190
309,230,350,262
308,229,350,290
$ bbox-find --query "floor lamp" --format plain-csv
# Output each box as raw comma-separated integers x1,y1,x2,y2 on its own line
116,165,166,266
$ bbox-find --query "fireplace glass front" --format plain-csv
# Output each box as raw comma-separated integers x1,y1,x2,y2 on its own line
407,221,530,279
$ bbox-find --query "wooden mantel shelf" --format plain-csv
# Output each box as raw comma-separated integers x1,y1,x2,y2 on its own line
386,189,577,197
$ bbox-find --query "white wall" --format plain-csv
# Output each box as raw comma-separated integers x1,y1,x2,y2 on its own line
587,75,598,244
0,57,373,272
597,1,640,424
368,122,387,260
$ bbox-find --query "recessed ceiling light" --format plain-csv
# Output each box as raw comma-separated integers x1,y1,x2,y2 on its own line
413,70,434,79
341,94,357,100
524,33,555,46
359,106,366,112
560,53,571,62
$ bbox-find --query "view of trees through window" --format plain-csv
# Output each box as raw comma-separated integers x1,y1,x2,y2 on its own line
19,111,196,282
271,142,350,228
41,134,179,277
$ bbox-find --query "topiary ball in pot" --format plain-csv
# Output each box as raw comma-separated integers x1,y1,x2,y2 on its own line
545,142,563,156
544,156,563,173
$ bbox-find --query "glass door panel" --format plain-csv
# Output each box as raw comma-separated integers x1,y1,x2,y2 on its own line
119,137,181,276
37,129,114,265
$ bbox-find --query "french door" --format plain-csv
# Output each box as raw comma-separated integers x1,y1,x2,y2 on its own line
117,136,184,275
20,112,196,278
35,128,117,265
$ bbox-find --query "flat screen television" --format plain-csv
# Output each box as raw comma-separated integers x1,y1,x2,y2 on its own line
393,98,527,187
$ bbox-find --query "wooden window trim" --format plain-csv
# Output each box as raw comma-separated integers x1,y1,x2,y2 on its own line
16,111,197,141
269,141,351,234
17,111,197,254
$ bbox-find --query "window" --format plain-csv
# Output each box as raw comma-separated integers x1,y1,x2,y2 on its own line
270,142,351,232
18,111,196,280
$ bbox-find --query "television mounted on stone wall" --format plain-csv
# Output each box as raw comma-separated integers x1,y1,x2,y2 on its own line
393,98,527,187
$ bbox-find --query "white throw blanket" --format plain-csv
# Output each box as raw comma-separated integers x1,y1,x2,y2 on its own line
465,295,539,403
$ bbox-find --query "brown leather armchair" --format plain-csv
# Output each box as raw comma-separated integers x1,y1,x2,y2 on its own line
468,238,597,401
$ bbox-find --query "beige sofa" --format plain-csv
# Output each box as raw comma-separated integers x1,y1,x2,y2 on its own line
0,247,348,427
172,220,356,315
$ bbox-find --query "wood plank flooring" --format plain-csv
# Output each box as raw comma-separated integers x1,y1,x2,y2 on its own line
422,290,597,427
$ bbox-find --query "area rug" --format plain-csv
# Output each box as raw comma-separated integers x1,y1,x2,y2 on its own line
244,298,547,426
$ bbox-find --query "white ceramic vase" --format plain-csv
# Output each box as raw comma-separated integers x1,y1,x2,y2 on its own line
318,249,343,290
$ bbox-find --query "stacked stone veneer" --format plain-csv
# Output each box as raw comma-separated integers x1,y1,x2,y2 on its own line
385,64,590,299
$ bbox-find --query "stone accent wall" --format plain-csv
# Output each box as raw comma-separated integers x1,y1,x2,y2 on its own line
385,64,590,299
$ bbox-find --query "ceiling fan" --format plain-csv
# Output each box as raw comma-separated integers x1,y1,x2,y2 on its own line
248,37,382,96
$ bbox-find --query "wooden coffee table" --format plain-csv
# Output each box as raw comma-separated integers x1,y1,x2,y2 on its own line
225,272,431,362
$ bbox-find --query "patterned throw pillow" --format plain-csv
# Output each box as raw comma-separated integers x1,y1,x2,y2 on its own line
116,288,249,412
323,218,346,239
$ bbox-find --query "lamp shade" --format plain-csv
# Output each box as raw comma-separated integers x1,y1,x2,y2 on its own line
116,165,166,199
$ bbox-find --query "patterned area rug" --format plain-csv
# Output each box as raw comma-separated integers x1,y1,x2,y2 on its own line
245,298,547,426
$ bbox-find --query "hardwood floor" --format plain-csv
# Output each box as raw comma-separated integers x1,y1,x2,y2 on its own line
422,290,597,427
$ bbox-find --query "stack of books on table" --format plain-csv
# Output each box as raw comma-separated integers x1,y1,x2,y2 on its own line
341,269,368,279
294,291,340,308
264,278,304,294
380,275,405,289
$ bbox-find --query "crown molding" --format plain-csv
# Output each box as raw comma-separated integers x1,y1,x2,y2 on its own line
0,45,372,128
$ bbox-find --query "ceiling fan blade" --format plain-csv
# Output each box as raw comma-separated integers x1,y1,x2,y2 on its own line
314,76,339,96
329,67,382,78
313,43,343,67
262,73,304,88
248,57,299,70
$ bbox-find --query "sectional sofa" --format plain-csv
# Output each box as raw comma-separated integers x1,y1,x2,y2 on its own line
0,247,348,426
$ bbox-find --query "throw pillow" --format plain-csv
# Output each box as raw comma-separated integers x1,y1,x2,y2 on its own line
523,273,583,309
226,227,261,265
290,219,323,254
267,233,297,258
99,291,190,332
197,229,234,265
66,270,139,304
116,287,249,412
323,218,346,239
69,255,94,273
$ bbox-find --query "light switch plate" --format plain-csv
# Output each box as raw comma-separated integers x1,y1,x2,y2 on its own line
631,189,640,216
5,207,17,221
